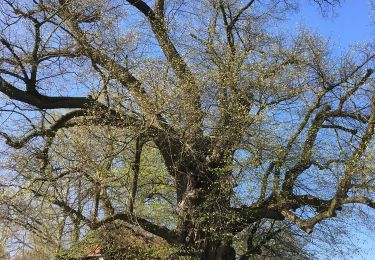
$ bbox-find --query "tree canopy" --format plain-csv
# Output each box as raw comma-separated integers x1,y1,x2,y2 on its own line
0,0,373,259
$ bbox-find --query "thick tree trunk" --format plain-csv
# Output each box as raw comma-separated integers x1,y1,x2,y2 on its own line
177,217,236,259
202,241,236,260
155,134,238,259
175,165,236,260
183,223,236,259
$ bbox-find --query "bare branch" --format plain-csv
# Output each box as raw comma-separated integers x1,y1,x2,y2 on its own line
228,0,256,29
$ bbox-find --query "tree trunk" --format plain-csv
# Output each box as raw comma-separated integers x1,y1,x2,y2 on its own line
175,165,236,260
202,242,236,260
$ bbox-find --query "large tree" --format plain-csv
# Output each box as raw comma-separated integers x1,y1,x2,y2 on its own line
0,0,373,259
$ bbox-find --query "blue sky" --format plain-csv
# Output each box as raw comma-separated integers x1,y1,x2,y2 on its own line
289,1,374,259
290,0,373,48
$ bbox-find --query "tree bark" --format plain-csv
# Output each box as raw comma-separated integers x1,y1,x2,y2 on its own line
173,160,236,259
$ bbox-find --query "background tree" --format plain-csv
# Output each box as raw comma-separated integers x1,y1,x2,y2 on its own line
0,0,373,259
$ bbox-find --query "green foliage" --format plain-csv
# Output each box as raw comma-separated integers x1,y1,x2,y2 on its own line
132,146,177,226
56,221,177,260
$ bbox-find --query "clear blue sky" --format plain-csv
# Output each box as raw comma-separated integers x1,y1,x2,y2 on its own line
289,0,373,48
289,1,374,259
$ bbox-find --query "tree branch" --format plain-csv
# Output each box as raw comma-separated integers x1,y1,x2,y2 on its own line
94,213,179,244
155,0,165,17
281,105,331,193
128,136,144,214
126,0,202,128
126,0,154,16
0,109,82,148
228,0,255,29
0,77,93,109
